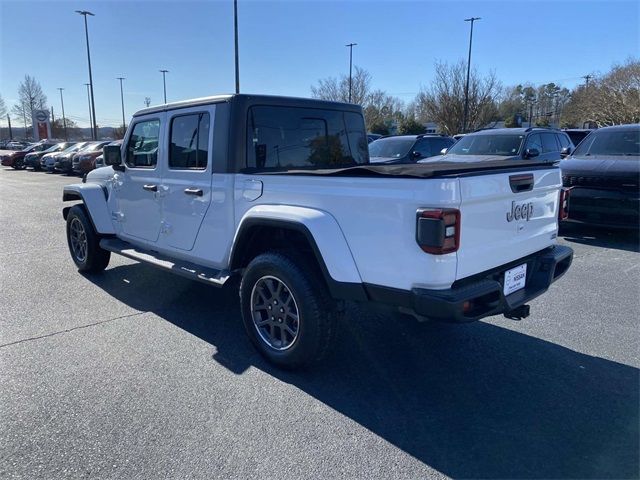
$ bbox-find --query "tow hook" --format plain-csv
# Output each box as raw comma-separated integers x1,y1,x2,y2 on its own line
504,304,530,320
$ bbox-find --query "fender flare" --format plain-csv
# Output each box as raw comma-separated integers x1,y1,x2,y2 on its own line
62,183,115,234
231,205,367,301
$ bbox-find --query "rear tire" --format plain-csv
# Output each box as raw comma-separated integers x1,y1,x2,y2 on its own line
66,205,110,273
239,252,338,369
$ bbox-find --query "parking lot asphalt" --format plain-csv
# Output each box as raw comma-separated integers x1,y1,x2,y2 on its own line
1,167,638,479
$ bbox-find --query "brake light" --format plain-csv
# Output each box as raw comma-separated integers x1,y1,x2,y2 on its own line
558,187,571,221
416,208,461,254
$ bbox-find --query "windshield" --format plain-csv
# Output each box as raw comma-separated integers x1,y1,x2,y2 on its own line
62,143,84,153
446,134,524,156
22,143,41,153
44,144,62,153
368,138,415,159
82,142,107,152
573,129,640,157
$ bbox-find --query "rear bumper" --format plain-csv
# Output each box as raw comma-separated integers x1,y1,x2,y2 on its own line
365,245,573,323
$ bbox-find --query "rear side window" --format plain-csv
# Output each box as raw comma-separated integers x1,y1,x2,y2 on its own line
414,139,432,158
126,119,160,168
430,137,455,155
246,106,368,170
541,133,559,153
169,113,210,169
557,133,571,149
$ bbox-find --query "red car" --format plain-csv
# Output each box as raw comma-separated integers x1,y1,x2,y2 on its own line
72,141,111,175
1,141,57,169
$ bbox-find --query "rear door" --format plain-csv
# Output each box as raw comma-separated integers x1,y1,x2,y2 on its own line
456,168,561,280
160,105,214,251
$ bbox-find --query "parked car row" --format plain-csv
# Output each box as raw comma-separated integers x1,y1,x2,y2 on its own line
1,139,121,175
367,125,639,230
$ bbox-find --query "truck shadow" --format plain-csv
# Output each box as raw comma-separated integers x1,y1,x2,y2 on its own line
560,223,639,253
85,263,639,479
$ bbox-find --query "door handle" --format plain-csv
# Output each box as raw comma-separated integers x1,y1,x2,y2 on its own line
143,184,158,192
184,188,203,197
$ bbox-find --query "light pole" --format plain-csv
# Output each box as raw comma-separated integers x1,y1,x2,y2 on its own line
159,69,169,103
116,77,126,129
84,83,93,137
234,0,240,94
345,43,357,103
462,17,480,133
144,97,151,108
76,10,98,140
57,88,68,140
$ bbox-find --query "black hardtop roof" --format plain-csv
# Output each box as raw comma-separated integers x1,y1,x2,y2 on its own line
133,93,363,118
593,123,640,132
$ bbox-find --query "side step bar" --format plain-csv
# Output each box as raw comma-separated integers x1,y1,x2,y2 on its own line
100,238,230,287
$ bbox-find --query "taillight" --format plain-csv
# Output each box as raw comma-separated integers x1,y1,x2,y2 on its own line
558,187,571,221
416,208,461,255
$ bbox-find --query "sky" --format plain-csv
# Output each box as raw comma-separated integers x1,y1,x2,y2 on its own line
1,0,639,128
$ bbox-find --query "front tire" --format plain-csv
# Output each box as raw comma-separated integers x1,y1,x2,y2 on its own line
239,252,338,369
66,205,110,273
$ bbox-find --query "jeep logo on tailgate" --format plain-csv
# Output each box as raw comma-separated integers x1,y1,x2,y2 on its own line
507,201,534,222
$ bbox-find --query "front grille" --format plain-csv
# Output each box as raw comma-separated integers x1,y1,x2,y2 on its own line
563,174,639,192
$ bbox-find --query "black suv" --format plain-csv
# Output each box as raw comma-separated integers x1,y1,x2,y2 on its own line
561,124,639,229
424,127,575,163
369,134,455,164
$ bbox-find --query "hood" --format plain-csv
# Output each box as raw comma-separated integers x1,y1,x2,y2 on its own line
561,155,640,177
420,153,521,164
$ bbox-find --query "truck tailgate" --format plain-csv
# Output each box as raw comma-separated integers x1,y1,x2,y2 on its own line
456,167,561,280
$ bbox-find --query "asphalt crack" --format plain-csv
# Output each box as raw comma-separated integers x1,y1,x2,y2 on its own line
0,311,147,349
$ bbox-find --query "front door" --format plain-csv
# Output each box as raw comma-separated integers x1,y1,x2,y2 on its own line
160,106,214,251
117,116,164,243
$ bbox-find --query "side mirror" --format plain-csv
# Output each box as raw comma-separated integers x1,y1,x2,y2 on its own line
560,146,571,157
524,148,540,159
411,151,423,159
440,148,448,155
103,144,124,171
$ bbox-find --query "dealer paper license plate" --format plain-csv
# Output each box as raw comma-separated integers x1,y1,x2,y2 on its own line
503,264,527,296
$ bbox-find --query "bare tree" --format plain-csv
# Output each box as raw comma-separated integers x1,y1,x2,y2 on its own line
563,59,640,127
11,75,48,136
413,61,501,134
311,67,403,129
311,66,371,105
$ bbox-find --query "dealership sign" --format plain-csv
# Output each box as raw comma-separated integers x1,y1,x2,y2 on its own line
31,109,51,140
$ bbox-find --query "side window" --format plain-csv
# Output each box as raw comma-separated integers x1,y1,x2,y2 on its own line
526,134,543,153
414,139,432,158
541,133,559,153
169,112,210,169
246,106,368,170
126,119,160,168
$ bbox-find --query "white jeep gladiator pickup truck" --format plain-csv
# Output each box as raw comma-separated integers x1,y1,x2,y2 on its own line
63,94,573,369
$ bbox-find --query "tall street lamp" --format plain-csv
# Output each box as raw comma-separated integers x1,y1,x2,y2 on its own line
116,77,126,129
76,10,98,140
234,0,240,94
462,17,481,133
159,69,169,103
83,83,93,136
57,88,68,141
345,43,357,103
